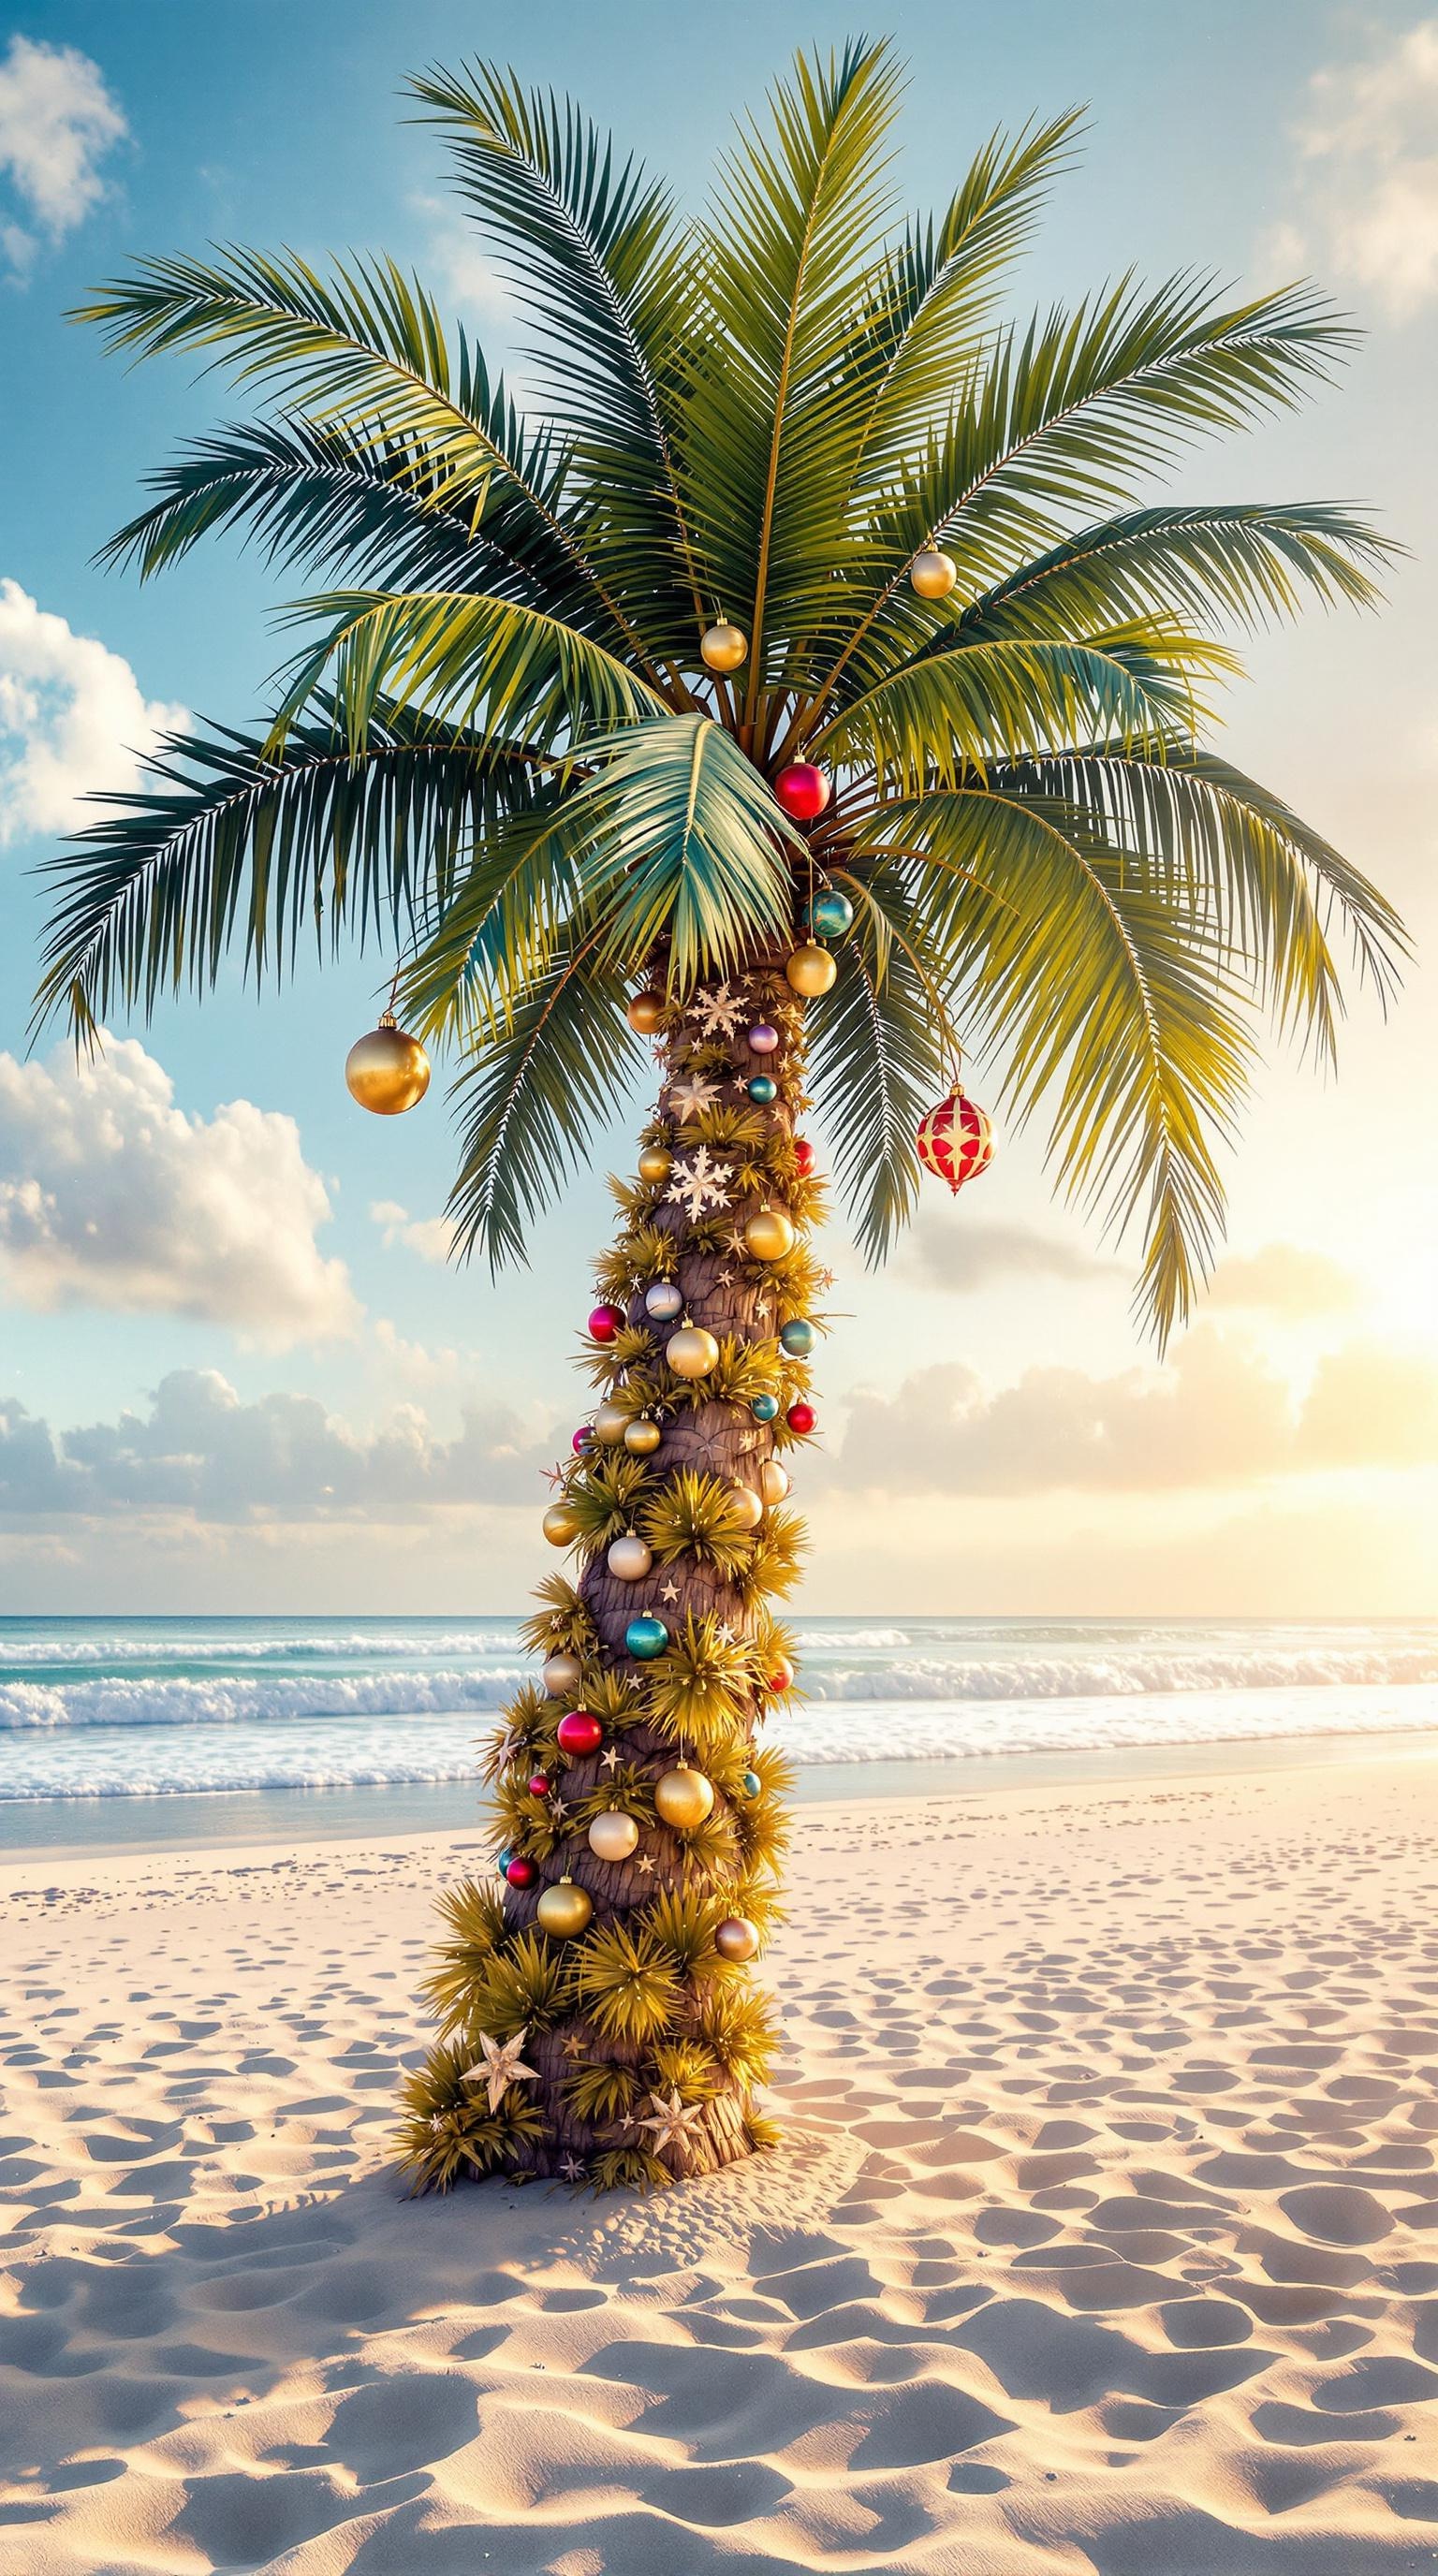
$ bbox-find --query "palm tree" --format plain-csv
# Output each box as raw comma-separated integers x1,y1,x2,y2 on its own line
36,40,1403,2189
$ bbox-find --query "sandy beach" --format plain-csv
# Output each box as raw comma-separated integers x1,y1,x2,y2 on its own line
2,1750,1436,2574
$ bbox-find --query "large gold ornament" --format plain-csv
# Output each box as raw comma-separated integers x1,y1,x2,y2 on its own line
608,1531,653,1581
543,1501,580,1547
627,990,666,1036
638,1142,673,1185
542,1650,583,1698
785,944,837,998
536,1878,593,1939
344,1011,431,1115
700,619,748,672
714,1914,761,1962
594,1400,629,1445
910,547,958,599
728,1484,764,1530
743,1208,795,1263
653,1762,715,1830
666,1325,720,1379
587,1809,640,1863
624,1417,662,1456
759,1459,790,1506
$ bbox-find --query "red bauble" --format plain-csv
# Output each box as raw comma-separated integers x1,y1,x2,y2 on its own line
572,1426,594,1455
792,1137,815,1176
773,761,830,821
589,1302,625,1342
505,1854,536,1888
764,1654,796,1696
527,1773,550,1799
557,1710,603,1756
785,1399,816,1435
917,1085,993,1194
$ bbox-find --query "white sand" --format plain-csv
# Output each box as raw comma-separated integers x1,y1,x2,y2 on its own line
2,1750,1437,2574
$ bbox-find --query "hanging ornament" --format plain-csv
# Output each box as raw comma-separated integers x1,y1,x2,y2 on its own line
594,1399,629,1445
588,1809,639,1863
792,1137,815,1176
608,1531,653,1582
496,1846,513,1873
542,1650,582,1699
765,1653,796,1696
911,546,958,599
644,1279,683,1323
638,1142,673,1185
714,1915,761,1963
759,1459,790,1506
589,1302,625,1343
627,990,666,1036
625,1615,668,1661
527,1772,551,1800
666,1325,720,1379
624,1416,662,1457
700,618,748,672
744,1208,795,1262
751,1392,780,1424
917,1084,994,1195
742,1768,762,1798
786,1398,816,1436
543,1502,580,1547
747,1075,777,1105
780,1317,815,1358
785,943,837,997
537,1877,594,1939
505,1854,536,1889
747,1022,779,1054
728,1484,764,1531
557,1709,603,1756
345,1010,432,1116
572,1426,595,1456
773,761,830,821
653,1762,715,1828
804,888,854,938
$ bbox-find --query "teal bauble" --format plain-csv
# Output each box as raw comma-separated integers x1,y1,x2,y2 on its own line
625,1616,668,1660
780,1317,816,1357
807,888,854,938
751,1393,780,1424
742,1769,761,1798
747,1074,777,1105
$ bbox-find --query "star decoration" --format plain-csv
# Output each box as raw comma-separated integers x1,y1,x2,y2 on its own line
493,1728,524,1766
636,1852,657,1876
560,2154,585,2182
548,1795,570,1822
715,1622,735,1644
462,2026,540,2115
669,1074,723,1123
686,982,746,1039
619,2111,635,2130
542,1460,568,1490
716,1269,735,1287
816,1268,836,1292
429,2111,448,2133
560,2031,586,2059
725,1226,749,1257
661,1579,680,1604
666,1146,733,1222
638,2087,710,2158
600,1744,621,1773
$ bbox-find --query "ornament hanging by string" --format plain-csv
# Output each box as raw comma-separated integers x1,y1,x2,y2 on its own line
638,1142,673,1185
744,1208,795,1262
345,1008,431,1116
773,761,830,820
627,991,666,1035
543,1502,580,1547
785,944,837,997
910,547,958,598
653,1762,715,1828
804,888,853,938
917,1084,993,1194
537,1878,593,1938
624,1417,662,1456
700,619,747,672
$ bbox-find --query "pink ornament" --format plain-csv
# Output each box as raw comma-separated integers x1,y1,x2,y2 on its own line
505,1854,536,1888
748,1022,779,1054
774,762,830,821
528,1773,550,1799
557,1710,603,1756
589,1302,625,1341
572,1426,594,1455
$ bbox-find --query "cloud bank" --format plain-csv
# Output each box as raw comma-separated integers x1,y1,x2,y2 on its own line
0,580,186,844
0,37,125,279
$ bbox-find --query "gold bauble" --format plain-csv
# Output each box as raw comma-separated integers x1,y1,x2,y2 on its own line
536,1877,594,1939
624,1416,662,1456
714,1914,761,1963
759,1459,790,1506
588,1809,639,1864
653,1762,716,1831
700,619,748,673
638,1143,673,1185
594,1400,629,1445
666,1325,720,1380
542,1650,583,1699
543,1501,580,1547
785,944,837,998
910,547,958,599
627,990,667,1036
743,1208,796,1263
608,1531,653,1582
729,1484,764,1530
344,1012,431,1116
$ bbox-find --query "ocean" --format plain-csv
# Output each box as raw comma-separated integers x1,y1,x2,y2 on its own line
2,1613,1436,1859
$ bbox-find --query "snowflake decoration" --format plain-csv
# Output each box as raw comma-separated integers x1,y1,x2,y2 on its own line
666,1146,733,1222
560,2154,585,2183
716,1268,735,1287
462,2026,540,2115
669,1074,723,1124
638,2087,710,2158
686,982,746,1039
548,1795,570,1823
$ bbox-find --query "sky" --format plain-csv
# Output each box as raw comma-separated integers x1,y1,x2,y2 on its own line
0,0,1434,1617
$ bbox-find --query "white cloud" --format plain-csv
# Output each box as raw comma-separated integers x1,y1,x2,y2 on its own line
371,1198,457,1265
1276,18,1438,319
0,1039,360,1347
0,37,126,277
0,580,186,845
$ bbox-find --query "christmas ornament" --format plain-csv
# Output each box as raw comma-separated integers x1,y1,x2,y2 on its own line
542,1650,582,1699
786,1398,816,1436
910,546,958,598
625,1616,668,1661
627,990,666,1036
644,1279,683,1323
505,1854,536,1888
496,1846,512,1872
728,1485,764,1530
751,1393,780,1424
528,1772,550,1800
653,1762,715,1828
765,1653,796,1695
669,1073,723,1123
917,1084,994,1194
638,1142,673,1185
785,943,837,997
747,1075,777,1105
589,1302,625,1342
700,618,747,672
687,982,746,1039
344,1011,432,1116
462,2026,540,2113
587,1809,639,1863
714,1915,761,1963
780,1317,815,1357
608,1531,653,1582
537,1878,593,1939
747,1022,779,1054
624,1417,662,1456
572,1426,594,1456
666,1146,732,1220
744,1208,795,1262
792,1137,815,1176
638,2086,710,2157
742,1769,762,1798
557,1710,603,1756
805,887,854,938
759,1459,790,1505
773,761,830,821
594,1399,629,1445
667,1325,720,1379
543,1502,580,1547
